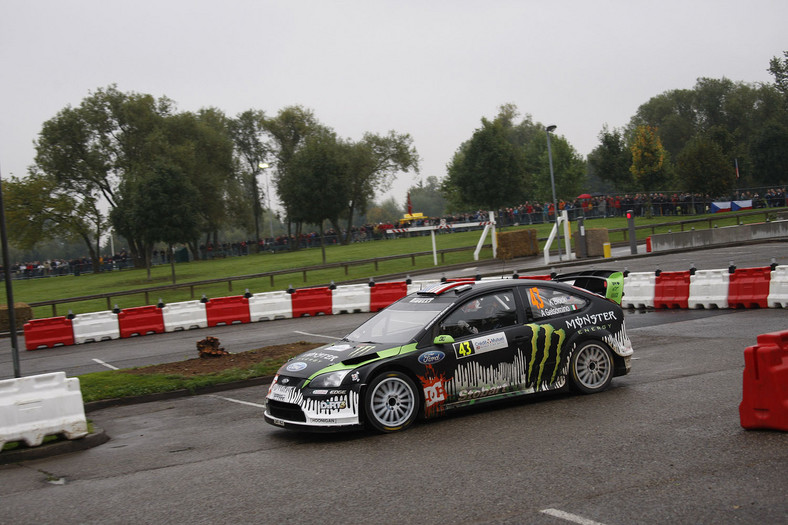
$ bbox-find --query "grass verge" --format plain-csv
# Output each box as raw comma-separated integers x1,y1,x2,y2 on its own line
78,363,280,403
78,342,321,403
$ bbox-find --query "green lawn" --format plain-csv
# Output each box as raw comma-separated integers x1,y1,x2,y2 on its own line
4,210,779,318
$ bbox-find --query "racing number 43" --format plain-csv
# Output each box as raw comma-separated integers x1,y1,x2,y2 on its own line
457,341,474,357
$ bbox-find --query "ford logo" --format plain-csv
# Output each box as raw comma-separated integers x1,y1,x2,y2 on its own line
418,351,445,365
286,361,308,372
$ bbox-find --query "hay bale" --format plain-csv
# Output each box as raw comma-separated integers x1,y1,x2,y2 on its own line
573,228,610,257
496,229,539,259
0,303,33,332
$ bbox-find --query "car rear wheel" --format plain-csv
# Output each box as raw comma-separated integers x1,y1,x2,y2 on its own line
569,341,614,394
364,372,420,433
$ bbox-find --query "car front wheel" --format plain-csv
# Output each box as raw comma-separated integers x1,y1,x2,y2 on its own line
364,372,420,433
569,341,614,394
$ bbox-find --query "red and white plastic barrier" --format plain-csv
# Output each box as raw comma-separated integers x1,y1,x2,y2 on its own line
768,265,788,308
22,265,788,351
332,284,372,315
162,300,208,332
71,311,120,344
740,330,788,431
248,291,293,321
654,271,691,309
688,269,730,309
622,265,786,310
621,272,656,309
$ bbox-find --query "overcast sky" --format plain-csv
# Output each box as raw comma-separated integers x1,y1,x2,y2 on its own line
1,0,785,208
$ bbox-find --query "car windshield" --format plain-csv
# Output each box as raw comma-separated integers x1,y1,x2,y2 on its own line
345,301,446,344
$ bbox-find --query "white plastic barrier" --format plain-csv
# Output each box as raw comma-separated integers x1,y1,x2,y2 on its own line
71,311,120,344
161,300,208,332
0,372,88,451
688,269,730,309
248,291,293,321
331,284,371,315
767,265,788,308
622,272,656,309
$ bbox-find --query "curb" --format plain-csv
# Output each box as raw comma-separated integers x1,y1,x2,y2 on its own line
0,428,109,465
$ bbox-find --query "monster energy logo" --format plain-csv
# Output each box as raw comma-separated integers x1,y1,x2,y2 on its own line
444,324,568,405
526,323,566,390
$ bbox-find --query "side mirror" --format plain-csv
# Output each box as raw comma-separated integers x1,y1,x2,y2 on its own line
433,334,455,345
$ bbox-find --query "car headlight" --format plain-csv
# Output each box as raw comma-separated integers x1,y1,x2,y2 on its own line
309,370,350,388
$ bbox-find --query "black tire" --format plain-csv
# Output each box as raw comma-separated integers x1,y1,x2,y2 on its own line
569,341,614,394
364,371,420,433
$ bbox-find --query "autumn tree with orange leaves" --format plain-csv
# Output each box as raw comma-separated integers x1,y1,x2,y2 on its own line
630,125,670,217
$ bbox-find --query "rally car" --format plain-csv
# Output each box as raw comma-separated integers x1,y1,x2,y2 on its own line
264,273,632,433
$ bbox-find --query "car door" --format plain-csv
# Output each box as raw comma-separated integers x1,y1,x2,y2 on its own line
517,283,590,391
426,289,531,409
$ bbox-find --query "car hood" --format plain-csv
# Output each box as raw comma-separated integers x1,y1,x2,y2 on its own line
278,341,402,378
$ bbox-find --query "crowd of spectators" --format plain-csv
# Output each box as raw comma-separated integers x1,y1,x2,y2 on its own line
495,188,786,226
6,252,133,279
6,188,785,279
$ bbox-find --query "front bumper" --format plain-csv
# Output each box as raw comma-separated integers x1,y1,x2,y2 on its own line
264,382,363,431
263,410,362,432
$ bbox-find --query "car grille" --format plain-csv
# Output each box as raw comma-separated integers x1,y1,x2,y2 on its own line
267,400,306,422
275,376,305,388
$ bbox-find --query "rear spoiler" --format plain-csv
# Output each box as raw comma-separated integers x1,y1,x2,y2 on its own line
552,270,624,305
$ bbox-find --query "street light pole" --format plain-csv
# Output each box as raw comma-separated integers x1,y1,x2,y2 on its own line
545,125,562,261
0,168,21,377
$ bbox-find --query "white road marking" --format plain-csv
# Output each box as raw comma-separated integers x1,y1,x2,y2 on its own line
540,508,607,525
92,358,119,370
293,330,341,340
207,394,266,409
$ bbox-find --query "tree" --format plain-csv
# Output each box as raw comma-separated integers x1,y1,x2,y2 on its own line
444,115,527,210
286,129,351,262
228,109,269,245
365,197,403,225
4,171,105,269
588,127,635,191
750,120,788,186
524,132,587,203
768,50,788,100
339,131,419,244
627,71,787,188
111,163,201,281
445,106,587,212
163,108,238,258
262,106,324,244
630,125,669,191
407,176,447,218
33,85,174,268
630,89,698,159
676,136,735,197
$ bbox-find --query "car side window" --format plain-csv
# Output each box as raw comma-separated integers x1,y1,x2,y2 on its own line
525,286,588,320
438,291,518,338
